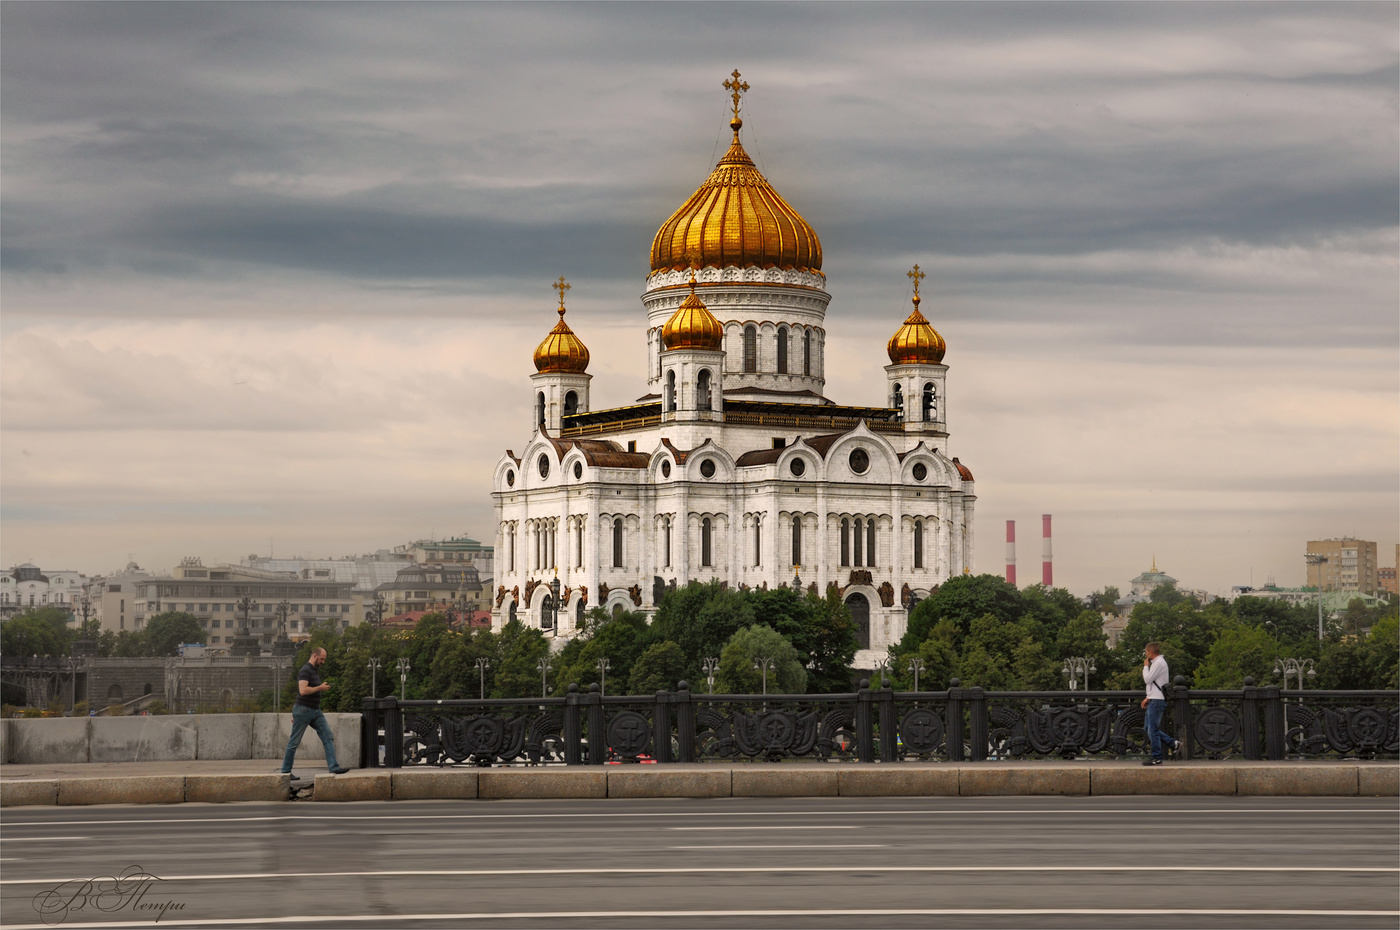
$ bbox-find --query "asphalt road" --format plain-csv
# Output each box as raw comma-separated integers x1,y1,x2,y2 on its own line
1,796,1396,929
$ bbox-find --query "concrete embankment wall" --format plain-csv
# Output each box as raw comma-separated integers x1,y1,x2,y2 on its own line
0,713,361,764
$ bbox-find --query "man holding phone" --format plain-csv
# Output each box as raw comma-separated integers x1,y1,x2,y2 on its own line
280,646,350,776
1140,642,1179,766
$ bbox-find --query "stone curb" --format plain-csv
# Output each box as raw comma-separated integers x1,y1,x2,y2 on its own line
186,774,289,803
59,775,185,805
313,771,391,802
1,763,1395,805
1,779,58,806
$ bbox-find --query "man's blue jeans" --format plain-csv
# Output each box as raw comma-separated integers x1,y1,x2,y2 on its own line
1144,698,1170,760
281,705,338,773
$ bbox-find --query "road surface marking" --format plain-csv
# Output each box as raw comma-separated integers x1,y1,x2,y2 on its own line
4,807,1393,827
4,864,1395,885
5,907,1399,928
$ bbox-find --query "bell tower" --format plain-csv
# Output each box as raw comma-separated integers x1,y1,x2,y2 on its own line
530,276,591,434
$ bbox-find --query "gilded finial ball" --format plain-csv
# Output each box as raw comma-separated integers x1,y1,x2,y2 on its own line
730,116,742,133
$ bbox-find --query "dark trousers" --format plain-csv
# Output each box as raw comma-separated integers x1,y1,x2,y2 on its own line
1144,698,1171,760
281,704,339,772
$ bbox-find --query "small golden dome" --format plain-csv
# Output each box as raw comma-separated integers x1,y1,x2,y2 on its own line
887,295,946,365
662,272,725,351
650,105,821,274
533,277,590,373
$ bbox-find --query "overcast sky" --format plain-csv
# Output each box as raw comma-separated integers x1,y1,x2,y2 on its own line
3,2,1396,597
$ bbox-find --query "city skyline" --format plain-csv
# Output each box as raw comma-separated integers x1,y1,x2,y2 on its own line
2,3,1396,596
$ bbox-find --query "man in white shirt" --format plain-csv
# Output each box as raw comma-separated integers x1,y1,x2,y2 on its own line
1140,642,1179,765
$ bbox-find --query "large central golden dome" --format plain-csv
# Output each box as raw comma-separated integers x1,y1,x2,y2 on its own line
650,115,822,275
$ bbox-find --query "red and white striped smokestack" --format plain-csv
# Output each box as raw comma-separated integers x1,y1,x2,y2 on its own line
1005,520,1016,586
1042,514,1053,587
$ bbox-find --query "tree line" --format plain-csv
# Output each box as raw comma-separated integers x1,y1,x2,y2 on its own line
4,575,1394,714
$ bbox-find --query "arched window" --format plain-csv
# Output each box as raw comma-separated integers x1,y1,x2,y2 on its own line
846,593,871,649
536,392,546,427
563,390,578,417
892,384,904,421
665,370,676,412
841,518,850,566
791,515,802,567
743,325,757,373
753,517,762,566
913,519,924,569
853,518,864,567
776,326,788,374
664,517,672,568
701,517,713,567
803,328,812,375
867,518,877,569
576,521,584,568
923,382,936,422
657,328,664,374
612,518,624,568
697,369,712,411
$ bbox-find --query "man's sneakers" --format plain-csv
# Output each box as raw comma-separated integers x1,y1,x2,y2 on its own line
328,766,351,775
1142,758,1163,766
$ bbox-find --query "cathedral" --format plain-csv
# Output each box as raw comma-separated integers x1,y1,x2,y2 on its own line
492,73,976,663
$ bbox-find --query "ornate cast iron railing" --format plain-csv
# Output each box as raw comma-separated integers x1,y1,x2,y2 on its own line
360,676,1398,768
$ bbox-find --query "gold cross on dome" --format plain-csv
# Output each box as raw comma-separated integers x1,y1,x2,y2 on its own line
552,276,570,310
907,264,926,298
723,69,749,120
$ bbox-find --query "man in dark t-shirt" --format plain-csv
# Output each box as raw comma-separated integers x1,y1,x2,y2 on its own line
280,647,349,775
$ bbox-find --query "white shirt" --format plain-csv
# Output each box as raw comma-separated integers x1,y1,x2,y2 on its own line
1143,654,1170,700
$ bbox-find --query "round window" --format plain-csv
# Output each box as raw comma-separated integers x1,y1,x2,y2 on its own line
912,463,927,481
661,461,672,478
699,459,716,479
848,448,870,475
538,454,550,479
789,458,806,477
505,470,515,487
573,462,583,480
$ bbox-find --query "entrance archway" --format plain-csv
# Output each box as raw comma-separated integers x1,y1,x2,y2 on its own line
845,593,870,650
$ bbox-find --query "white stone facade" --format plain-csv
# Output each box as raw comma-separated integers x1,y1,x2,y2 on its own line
493,271,976,666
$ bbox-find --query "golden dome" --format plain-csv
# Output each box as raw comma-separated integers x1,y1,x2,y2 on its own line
650,116,822,275
662,272,725,351
533,277,590,373
887,295,946,366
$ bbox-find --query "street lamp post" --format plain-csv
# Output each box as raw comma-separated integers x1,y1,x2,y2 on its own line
65,655,79,714
367,657,382,700
702,657,719,695
907,657,926,693
595,657,611,696
873,658,890,686
475,657,490,700
1304,553,1328,641
1061,656,1097,691
753,656,776,695
1273,657,1316,691
272,656,290,714
537,657,550,698
396,657,411,698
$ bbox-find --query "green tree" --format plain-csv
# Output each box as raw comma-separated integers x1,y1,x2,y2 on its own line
897,574,1022,653
754,587,858,692
554,608,652,693
1316,613,1400,690
1193,620,1277,689
1,609,75,657
650,581,754,681
493,620,551,698
142,611,207,656
716,625,807,694
628,641,688,693
1087,586,1121,613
